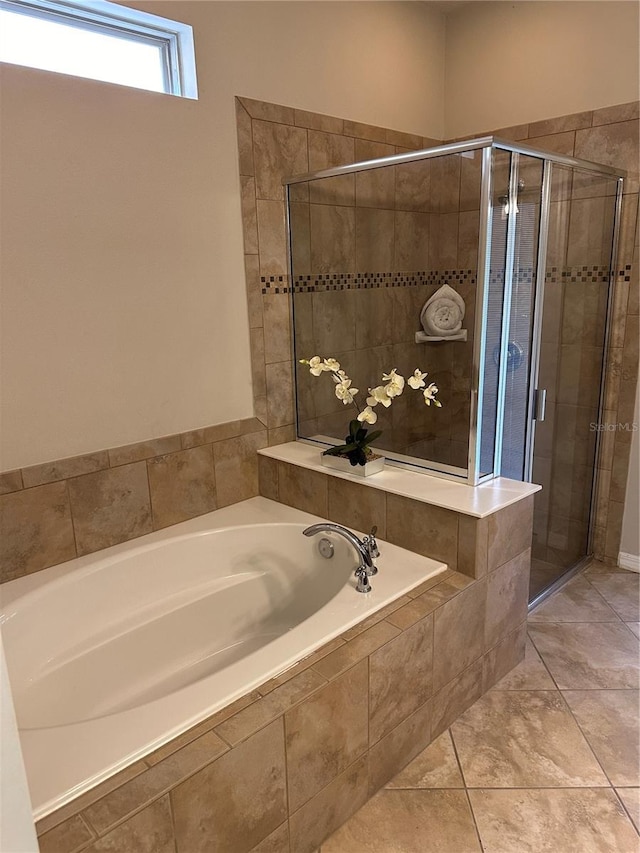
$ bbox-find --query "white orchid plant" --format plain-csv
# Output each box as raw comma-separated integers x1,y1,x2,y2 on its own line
300,356,441,467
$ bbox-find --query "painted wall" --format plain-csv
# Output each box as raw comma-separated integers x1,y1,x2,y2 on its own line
620,379,640,561
444,1,640,138
0,1,446,469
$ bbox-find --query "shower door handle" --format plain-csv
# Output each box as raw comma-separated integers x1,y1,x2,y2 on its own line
534,388,547,422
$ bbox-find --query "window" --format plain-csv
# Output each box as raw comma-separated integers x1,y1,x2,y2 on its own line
0,0,197,98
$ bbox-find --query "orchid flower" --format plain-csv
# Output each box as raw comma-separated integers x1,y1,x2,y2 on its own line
335,378,358,405
424,383,442,406
323,358,341,372
357,406,378,424
408,369,428,390
367,385,393,408
382,369,405,398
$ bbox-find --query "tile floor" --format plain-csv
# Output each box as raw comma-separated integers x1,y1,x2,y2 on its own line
320,561,640,852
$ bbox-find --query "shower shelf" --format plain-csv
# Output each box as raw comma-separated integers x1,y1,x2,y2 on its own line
415,330,468,343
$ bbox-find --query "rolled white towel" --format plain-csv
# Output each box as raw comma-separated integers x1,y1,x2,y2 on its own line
420,284,466,337
423,297,463,335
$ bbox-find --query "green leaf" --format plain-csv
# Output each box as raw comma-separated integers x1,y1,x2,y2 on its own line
361,430,383,446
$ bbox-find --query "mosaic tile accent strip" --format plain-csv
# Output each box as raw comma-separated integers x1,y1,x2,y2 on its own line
261,270,478,294
261,265,624,294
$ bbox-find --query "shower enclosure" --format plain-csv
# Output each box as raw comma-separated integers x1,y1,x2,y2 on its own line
285,137,624,601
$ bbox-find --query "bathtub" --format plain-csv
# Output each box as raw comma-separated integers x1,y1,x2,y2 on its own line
0,496,446,819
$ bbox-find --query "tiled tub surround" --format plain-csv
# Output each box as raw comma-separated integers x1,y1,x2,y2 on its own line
1,497,447,820
28,494,533,853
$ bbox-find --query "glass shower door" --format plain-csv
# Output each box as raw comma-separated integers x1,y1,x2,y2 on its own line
528,166,619,600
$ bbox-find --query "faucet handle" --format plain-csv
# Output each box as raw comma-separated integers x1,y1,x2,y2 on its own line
354,565,372,593
363,525,380,559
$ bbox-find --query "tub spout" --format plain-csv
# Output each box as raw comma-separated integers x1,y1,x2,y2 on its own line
303,522,377,591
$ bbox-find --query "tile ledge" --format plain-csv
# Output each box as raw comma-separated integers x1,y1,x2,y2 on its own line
259,442,540,518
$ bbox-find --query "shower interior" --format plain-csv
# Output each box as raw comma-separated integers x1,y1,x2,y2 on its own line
285,137,624,602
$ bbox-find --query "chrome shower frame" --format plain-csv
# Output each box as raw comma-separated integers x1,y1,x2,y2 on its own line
284,136,626,486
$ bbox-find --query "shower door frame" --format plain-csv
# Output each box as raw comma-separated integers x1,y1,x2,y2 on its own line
284,137,626,488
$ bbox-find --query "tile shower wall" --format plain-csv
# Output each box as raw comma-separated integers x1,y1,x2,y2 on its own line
466,103,639,566
239,96,638,567
34,497,532,852
237,95,476,471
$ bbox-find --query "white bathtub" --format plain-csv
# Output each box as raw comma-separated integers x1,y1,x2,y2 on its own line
0,497,446,818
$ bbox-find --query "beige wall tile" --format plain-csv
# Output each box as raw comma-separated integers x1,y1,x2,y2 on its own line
83,731,228,835
369,615,434,743
288,754,369,853
171,720,287,853
457,515,488,578
85,796,174,853
355,208,395,272
605,499,625,559
432,580,486,692
310,204,356,273
395,158,431,213
286,661,368,811
354,288,395,349
241,175,259,254
310,290,357,353
289,200,311,274
355,139,395,208
277,460,328,516
368,699,432,793
592,101,640,126
22,451,109,488
386,494,459,570
313,620,401,681
235,98,254,176
213,430,267,508
386,128,423,149
528,111,593,137
575,120,639,192
258,454,279,501
147,446,216,529
0,469,23,495
525,130,576,156
487,496,533,571
266,361,295,428
482,621,527,692
253,121,308,202
249,822,290,853
68,463,152,556
344,120,388,143
485,549,530,650
295,109,343,134
257,199,287,276
394,211,430,269
327,476,386,538
268,425,295,446
214,669,326,746
250,327,267,398
430,153,461,214
0,481,76,582
108,437,181,468
38,815,95,853
245,253,264,329
262,294,292,365
36,762,149,835
431,659,484,740
237,98,294,124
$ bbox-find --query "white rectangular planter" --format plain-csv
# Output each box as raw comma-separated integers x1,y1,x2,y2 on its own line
321,453,385,477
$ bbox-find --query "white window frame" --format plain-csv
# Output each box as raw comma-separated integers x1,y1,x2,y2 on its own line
0,0,198,98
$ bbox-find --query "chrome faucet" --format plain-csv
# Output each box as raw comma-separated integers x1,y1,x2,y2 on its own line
303,522,378,593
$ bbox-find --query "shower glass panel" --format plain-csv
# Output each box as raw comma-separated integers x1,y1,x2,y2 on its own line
290,147,483,480
529,167,619,600
286,137,624,508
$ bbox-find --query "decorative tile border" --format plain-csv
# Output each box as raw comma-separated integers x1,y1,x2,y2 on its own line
261,268,478,294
